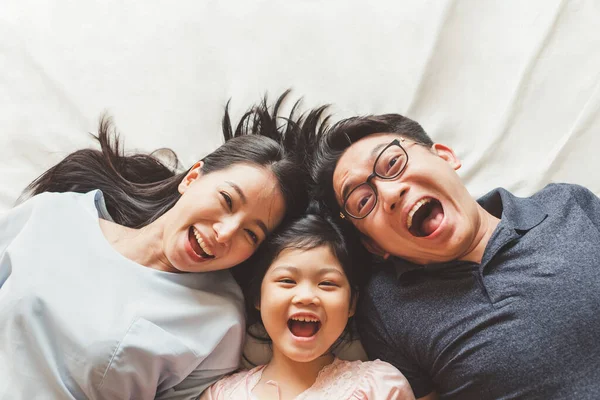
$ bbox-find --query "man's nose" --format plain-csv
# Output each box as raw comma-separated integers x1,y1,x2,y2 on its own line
377,180,408,214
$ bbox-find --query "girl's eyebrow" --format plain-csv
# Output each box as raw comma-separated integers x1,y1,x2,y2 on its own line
270,265,345,277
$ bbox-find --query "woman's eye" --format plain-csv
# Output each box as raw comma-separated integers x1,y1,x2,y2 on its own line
279,279,295,285
220,191,233,210
245,229,259,245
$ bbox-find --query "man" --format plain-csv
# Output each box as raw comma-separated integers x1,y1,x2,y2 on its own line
312,114,600,399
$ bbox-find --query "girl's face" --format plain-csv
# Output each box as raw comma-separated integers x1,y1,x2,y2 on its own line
258,245,355,363
162,162,286,273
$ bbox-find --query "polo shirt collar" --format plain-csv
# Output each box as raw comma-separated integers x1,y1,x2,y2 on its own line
393,187,548,278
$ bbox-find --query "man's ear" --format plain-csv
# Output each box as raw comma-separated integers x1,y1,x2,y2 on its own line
178,161,204,194
432,143,461,170
361,236,390,260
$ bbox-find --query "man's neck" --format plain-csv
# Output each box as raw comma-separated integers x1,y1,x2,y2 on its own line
459,204,500,264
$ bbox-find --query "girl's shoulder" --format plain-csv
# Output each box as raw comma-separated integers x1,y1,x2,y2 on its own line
206,365,265,399
306,358,412,399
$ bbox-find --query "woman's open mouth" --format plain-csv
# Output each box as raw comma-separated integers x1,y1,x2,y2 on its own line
188,227,215,259
407,197,444,237
287,315,321,338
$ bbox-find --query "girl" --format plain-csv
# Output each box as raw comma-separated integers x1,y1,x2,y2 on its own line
0,95,309,399
202,209,415,399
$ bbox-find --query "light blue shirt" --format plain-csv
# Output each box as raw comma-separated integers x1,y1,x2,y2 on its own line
0,191,245,399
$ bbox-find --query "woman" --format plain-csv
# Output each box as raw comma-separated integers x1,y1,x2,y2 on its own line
0,95,309,399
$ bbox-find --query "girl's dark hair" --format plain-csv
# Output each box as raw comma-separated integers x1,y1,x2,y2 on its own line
22,91,309,228
233,202,369,357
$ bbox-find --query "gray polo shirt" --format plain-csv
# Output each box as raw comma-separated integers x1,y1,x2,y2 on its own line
356,183,600,399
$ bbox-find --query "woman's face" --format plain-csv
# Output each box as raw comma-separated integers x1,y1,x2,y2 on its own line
162,162,286,273
259,245,355,363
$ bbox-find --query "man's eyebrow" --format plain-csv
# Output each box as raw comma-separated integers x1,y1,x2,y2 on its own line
226,181,247,204
370,142,388,158
340,142,388,201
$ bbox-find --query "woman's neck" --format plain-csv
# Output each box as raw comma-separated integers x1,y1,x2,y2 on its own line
255,347,335,400
99,215,175,272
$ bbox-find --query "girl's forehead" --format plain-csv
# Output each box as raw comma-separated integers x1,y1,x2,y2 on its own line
267,245,346,276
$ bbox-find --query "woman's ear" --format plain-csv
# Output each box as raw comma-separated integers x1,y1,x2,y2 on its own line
432,143,462,170
178,161,204,194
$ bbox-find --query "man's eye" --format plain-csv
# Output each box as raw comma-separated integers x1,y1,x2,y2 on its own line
245,229,259,245
220,192,233,210
357,194,372,212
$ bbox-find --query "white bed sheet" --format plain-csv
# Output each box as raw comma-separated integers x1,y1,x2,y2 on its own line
1,0,599,363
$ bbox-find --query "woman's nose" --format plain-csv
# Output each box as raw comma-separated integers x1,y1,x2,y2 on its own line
214,218,241,243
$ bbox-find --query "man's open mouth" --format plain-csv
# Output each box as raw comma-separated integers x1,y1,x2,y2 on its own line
287,315,321,338
407,197,444,237
188,227,215,259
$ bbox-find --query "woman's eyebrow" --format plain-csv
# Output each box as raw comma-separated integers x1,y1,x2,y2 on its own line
255,219,268,238
225,181,269,236
225,181,246,204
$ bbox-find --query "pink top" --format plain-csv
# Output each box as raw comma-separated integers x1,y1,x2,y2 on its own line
202,358,414,400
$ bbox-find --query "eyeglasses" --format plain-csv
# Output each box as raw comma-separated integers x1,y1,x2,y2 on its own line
341,138,409,219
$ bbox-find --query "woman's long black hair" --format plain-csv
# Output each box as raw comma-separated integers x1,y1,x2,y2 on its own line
22,91,309,228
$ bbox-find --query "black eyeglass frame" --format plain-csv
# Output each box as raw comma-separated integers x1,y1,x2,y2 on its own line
341,138,409,220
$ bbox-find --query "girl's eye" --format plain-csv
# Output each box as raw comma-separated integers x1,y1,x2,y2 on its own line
245,229,259,245
220,191,233,210
319,281,338,287
278,279,295,285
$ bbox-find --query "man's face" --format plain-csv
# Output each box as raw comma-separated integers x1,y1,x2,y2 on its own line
333,133,482,265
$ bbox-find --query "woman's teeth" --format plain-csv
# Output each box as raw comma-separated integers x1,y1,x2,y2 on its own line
407,198,432,230
193,227,214,257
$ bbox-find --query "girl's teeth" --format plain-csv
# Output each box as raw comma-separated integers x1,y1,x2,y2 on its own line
407,198,432,230
193,227,214,256
291,316,318,322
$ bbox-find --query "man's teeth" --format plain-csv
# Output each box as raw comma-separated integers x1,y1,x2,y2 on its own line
407,198,432,230
192,227,214,256
290,316,319,323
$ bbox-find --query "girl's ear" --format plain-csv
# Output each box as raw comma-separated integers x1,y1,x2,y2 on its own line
432,143,462,170
348,293,358,318
178,161,204,194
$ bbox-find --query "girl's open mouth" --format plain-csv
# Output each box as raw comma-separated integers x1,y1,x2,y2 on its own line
287,316,321,338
